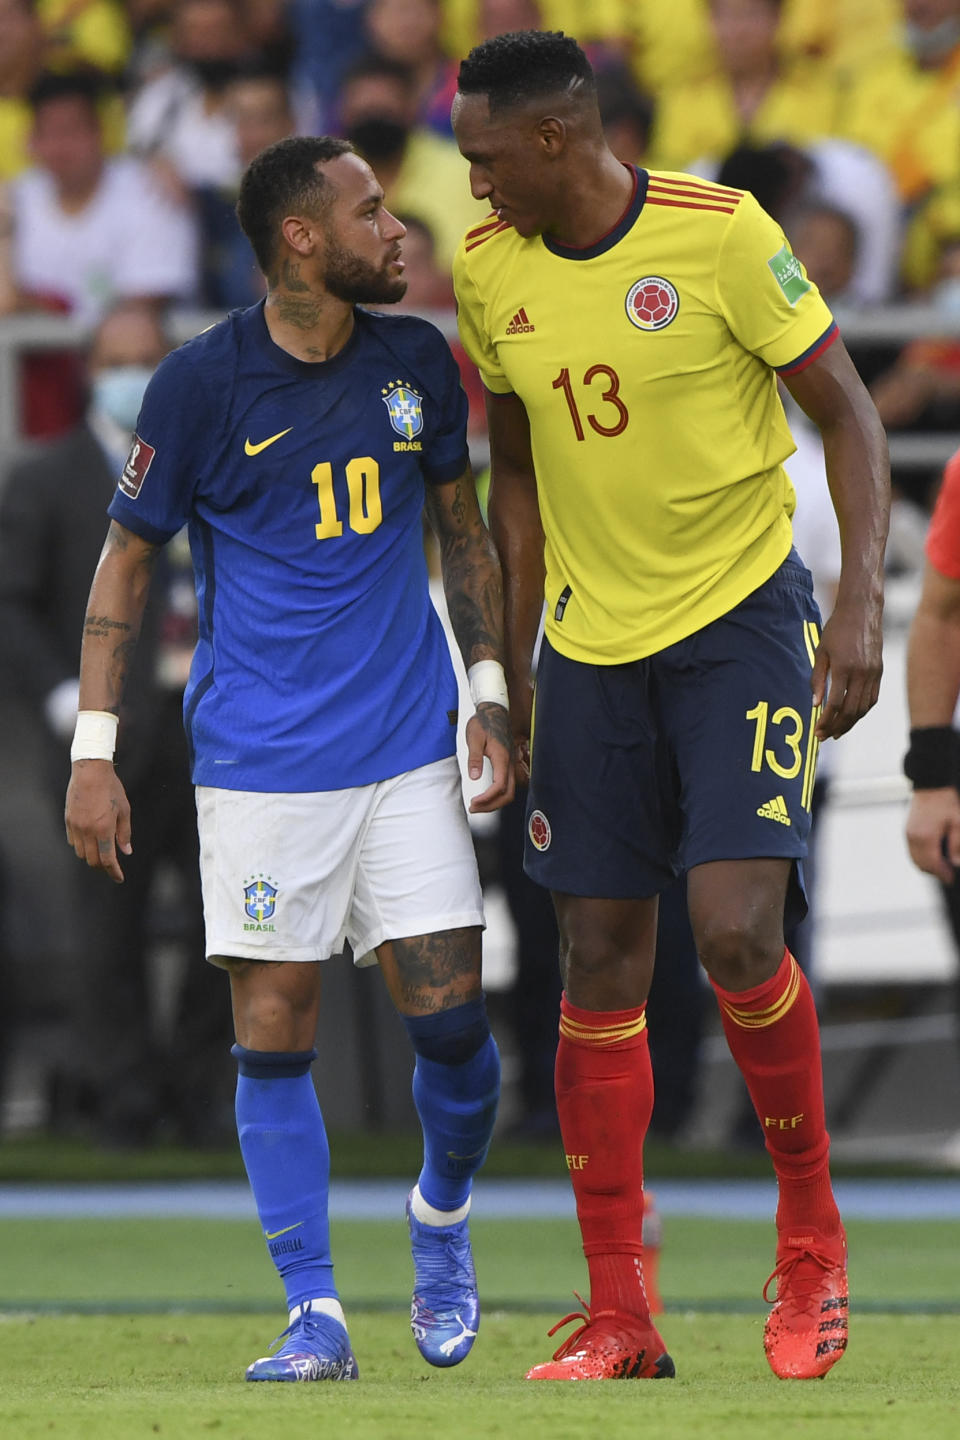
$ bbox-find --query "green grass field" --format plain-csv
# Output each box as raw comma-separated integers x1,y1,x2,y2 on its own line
1,1216,959,1438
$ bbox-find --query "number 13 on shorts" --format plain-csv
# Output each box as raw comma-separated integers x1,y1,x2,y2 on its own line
745,620,821,812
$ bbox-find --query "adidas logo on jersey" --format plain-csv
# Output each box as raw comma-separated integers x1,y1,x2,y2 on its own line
757,795,791,826
506,307,535,334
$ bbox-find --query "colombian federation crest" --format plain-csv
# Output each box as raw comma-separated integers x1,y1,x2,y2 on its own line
244,876,278,923
528,810,552,852
625,276,679,331
382,379,424,439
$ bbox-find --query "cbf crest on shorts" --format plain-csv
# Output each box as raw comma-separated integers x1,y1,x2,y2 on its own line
243,875,278,931
382,378,424,451
625,276,679,331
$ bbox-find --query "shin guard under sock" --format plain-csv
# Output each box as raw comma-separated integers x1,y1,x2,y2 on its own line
403,999,501,1213
711,950,840,1235
233,1045,338,1311
555,995,654,1317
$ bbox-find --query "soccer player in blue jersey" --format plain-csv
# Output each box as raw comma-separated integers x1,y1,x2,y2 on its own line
64,135,513,1382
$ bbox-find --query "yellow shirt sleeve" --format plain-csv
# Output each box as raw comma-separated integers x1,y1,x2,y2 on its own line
716,193,835,371
452,246,512,394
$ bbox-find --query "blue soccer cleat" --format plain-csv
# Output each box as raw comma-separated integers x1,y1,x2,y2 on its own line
245,1303,359,1382
406,1191,480,1367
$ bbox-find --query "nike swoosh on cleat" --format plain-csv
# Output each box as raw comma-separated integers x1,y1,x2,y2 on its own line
244,427,293,455
264,1222,304,1240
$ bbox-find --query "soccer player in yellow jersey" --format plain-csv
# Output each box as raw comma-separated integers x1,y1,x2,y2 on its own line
452,31,890,1383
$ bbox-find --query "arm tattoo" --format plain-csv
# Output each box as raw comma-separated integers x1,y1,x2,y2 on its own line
475,700,511,752
426,482,505,671
83,615,132,640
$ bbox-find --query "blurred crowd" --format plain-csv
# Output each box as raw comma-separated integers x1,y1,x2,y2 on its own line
6,1,960,460
2,0,960,1148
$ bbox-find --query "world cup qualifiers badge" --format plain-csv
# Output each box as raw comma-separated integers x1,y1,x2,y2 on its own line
625,276,679,331
382,378,424,452
118,434,156,498
243,875,278,931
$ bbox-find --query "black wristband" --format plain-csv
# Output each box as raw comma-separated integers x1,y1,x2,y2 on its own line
903,726,959,789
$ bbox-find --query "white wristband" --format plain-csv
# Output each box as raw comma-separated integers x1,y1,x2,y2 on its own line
467,660,509,710
70,710,119,763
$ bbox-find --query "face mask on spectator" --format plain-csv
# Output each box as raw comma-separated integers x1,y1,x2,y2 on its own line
189,58,240,92
91,366,154,432
904,18,960,63
934,276,960,316
347,116,410,165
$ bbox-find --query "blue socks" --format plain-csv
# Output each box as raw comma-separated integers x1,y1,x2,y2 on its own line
402,999,501,1212
233,1045,337,1312
234,998,499,1312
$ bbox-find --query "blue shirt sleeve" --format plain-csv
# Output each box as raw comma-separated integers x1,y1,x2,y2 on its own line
107,348,212,543
421,334,470,487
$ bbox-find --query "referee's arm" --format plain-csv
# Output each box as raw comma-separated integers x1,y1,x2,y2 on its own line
905,560,960,882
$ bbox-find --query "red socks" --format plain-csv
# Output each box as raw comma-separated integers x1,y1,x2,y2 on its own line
711,949,840,1237
555,995,654,1318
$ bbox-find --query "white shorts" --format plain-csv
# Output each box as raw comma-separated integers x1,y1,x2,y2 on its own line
196,756,484,965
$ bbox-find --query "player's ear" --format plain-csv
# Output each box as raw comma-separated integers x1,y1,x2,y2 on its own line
280,214,318,257
537,116,567,156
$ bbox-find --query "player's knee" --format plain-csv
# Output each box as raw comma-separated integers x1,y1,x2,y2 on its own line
231,1044,317,1078
402,997,491,1065
696,917,782,990
226,958,321,1050
560,928,647,989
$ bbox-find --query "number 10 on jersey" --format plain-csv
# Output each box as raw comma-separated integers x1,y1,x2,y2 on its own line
312,458,383,538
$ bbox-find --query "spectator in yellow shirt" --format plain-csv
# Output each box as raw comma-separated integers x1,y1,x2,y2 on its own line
38,0,131,75
648,0,842,173
843,0,960,204
0,0,43,181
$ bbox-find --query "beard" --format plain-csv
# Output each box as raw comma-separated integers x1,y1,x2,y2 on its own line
323,234,407,306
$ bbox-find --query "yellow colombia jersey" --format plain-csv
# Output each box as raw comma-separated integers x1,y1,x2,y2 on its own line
453,169,837,665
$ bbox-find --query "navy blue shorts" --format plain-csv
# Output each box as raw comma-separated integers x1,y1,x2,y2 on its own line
525,550,822,921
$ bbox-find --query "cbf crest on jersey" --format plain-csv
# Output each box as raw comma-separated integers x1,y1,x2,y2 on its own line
243,875,278,930
382,378,424,451
625,276,679,331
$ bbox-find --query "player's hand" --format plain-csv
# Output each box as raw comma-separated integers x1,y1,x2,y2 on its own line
64,760,133,884
811,596,883,740
508,678,534,786
906,788,960,883
466,702,515,813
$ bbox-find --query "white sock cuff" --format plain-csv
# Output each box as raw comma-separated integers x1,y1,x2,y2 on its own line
410,1184,471,1227
289,1297,346,1328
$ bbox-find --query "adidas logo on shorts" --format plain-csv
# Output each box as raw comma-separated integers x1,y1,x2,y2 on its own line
757,795,791,826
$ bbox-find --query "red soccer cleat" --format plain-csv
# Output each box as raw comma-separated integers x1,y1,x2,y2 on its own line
525,1296,675,1381
763,1225,848,1379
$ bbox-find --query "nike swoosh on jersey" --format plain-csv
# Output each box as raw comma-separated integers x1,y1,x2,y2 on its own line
264,1221,305,1241
244,427,293,455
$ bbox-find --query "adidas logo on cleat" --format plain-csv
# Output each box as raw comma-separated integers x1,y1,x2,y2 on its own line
506,307,535,334
757,795,791,825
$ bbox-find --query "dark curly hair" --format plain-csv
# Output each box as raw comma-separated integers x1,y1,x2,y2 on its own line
236,135,353,275
457,30,595,114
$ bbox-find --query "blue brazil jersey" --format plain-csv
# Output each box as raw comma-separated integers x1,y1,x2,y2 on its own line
108,303,469,792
